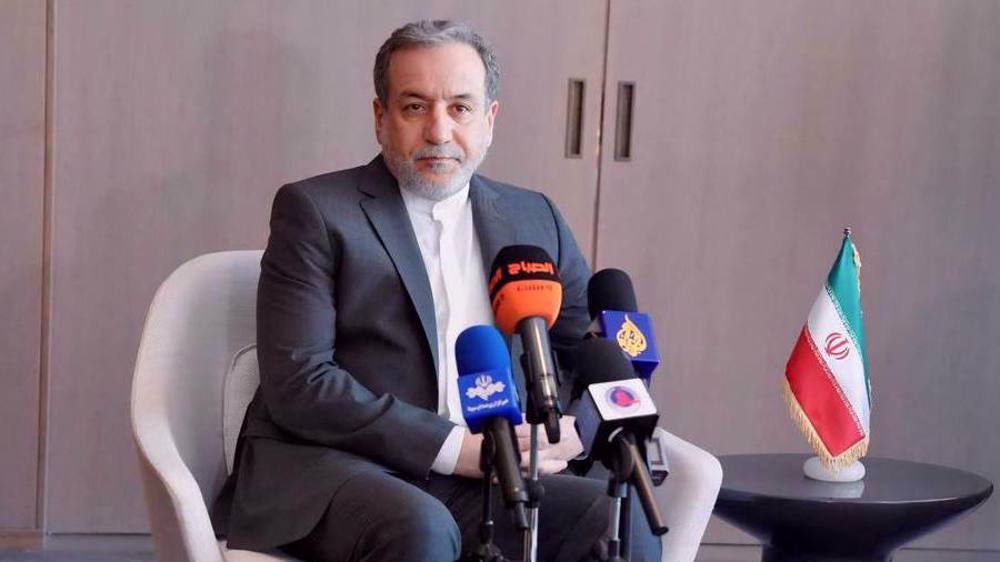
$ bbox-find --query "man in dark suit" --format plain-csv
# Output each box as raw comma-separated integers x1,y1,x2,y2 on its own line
212,20,661,562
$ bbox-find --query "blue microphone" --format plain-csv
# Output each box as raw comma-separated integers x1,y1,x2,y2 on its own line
457,326,523,431
456,325,529,529
587,269,661,380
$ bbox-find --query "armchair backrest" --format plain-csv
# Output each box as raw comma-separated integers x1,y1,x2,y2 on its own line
131,250,263,562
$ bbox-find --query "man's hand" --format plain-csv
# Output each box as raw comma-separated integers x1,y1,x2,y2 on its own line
454,416,584,478
515,415,584,475
453,431,485,478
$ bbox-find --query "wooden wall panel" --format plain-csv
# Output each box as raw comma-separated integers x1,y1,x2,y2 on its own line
599,0,1000,550
0,0,46,531
47,1,603,531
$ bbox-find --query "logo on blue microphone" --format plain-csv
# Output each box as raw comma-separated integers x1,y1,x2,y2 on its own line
459,370,521,428
615,314,648,357
466,374,506,401
605,386,641,411
599,311,660,379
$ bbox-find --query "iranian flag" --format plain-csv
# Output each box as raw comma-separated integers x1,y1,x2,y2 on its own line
782,229,872,470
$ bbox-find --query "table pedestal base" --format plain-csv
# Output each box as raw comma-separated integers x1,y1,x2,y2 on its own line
762,546,891,562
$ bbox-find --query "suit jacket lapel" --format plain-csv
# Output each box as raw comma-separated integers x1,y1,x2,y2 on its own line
358,156,440,374
470,174,517,277
470,175,530,403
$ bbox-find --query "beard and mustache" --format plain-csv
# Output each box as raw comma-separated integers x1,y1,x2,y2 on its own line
380,137,491,202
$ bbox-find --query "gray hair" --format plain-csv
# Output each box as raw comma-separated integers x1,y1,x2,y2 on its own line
374,20,501,106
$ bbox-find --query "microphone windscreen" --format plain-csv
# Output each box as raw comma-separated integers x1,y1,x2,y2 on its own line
456,325,511,376
587,268,638,319
488,245,562,335
573,338,635,390
572,338,635,397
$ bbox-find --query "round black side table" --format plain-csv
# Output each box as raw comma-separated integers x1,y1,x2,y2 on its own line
713,454,993,562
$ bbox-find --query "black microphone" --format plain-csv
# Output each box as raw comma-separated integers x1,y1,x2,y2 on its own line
567,339,668,536
587,268,669,484
488,245,563,443
587,269,660,380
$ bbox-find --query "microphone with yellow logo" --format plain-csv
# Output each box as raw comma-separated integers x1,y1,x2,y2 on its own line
586,269,660,381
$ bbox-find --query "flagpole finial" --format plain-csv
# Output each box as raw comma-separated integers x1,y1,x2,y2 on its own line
843,227,853,238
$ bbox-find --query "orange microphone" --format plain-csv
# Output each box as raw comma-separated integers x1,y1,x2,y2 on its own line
488,245,563,443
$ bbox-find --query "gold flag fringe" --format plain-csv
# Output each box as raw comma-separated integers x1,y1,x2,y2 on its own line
781,378,869,471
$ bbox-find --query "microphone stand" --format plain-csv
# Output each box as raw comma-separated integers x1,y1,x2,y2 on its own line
605,431,632,562
619,492,632,561
605,431,669,562
517,324,562,562
467,431,513,562
521,394,544,562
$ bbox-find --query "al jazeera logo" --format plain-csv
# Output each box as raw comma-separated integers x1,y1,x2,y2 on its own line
616,314,647,358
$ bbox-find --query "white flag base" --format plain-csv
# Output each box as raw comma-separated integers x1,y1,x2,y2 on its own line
803,456,865,482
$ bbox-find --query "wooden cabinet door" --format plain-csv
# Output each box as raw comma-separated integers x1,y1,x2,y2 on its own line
597,0,1000,549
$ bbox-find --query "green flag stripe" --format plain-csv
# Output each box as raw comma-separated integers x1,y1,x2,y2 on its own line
825,236,871,398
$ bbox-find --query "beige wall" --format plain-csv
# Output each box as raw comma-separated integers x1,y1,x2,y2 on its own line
0,0,46,531
1,0,997,550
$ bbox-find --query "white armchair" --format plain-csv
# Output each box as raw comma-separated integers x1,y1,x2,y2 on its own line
131,250,294,562
130,251,722,562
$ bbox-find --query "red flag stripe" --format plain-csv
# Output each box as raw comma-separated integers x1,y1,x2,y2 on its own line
785,326,865,456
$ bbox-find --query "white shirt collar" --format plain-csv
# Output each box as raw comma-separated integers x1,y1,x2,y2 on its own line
398,182,471,220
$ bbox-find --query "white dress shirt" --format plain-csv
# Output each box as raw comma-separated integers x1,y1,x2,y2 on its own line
399,183,494,474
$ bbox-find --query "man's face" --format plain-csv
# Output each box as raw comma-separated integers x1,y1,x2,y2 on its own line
374,43,499,200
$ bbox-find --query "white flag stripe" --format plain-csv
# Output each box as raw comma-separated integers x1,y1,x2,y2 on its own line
807,287,870,434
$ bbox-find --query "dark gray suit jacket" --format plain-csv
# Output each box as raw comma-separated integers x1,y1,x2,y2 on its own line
212,155,592,551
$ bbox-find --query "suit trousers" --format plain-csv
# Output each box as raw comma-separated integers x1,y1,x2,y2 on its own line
279,470,662,562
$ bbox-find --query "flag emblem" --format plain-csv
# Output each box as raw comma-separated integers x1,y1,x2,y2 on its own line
824,333,850,360
782,229,872,471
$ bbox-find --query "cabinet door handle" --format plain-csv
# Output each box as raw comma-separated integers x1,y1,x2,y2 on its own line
565,79,585,158
614,81,635,161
